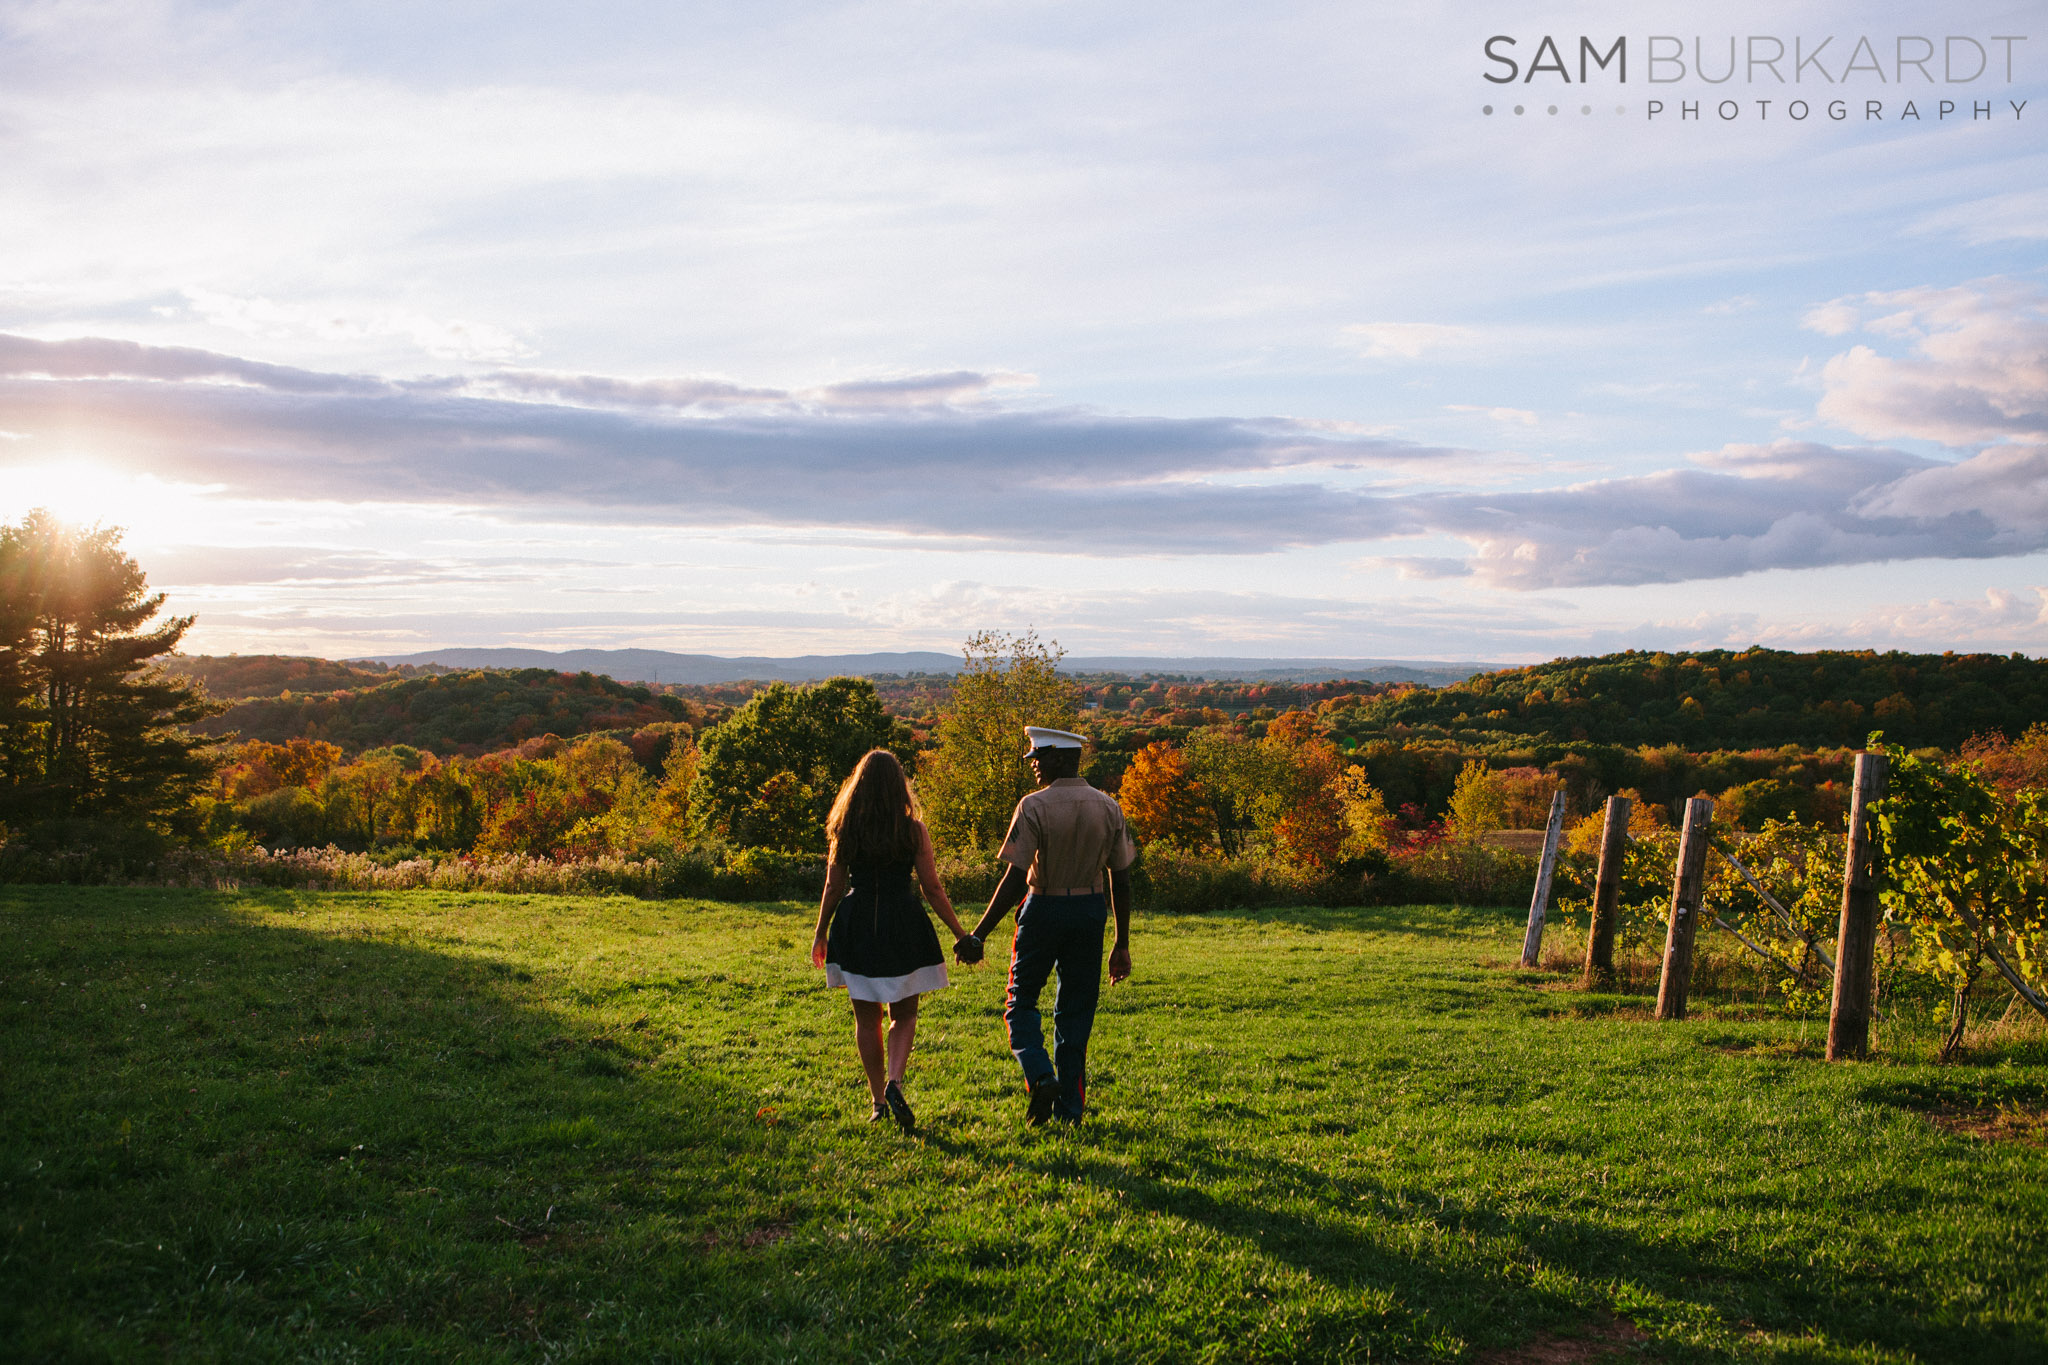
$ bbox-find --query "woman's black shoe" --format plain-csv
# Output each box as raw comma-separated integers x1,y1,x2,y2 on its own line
869,1101,890,1123
884,1079,916,1134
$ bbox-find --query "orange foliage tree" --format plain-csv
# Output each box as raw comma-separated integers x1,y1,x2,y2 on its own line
1119,741,1214,848
218,738,344,801
1264,711,1349,870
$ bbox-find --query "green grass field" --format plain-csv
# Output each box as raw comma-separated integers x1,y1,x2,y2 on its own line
2,887,2043,1363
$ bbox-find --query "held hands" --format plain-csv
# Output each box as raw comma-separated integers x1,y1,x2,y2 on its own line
1108,942,1132,985
953,934,985,966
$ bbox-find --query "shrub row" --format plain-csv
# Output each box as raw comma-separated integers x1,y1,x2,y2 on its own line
3,834,1539,912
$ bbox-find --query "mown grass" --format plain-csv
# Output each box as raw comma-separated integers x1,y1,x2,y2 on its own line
0,887,2043,1363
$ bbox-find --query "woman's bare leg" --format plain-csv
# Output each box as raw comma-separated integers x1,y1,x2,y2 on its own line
886,994,919,1084
851,999,887,1104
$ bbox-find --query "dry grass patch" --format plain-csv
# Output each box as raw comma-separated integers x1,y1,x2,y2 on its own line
1477,1314,1647,1363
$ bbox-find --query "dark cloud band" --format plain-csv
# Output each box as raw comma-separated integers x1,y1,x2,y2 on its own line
4,332,2045,587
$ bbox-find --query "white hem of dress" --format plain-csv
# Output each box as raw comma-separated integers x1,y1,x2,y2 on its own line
825,962,950,1003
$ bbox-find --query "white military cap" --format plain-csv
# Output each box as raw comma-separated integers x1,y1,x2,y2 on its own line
1023,726,1087,754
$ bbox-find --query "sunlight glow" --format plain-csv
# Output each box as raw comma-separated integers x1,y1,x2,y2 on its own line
0,459,226,547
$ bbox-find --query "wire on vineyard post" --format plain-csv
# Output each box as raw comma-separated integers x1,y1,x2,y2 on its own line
1827,751,1889,1061
1715,839,1835,973
1581,794,1632,989
1710,911,1805,979
1655,797,1716,1021
1520,788,1568,968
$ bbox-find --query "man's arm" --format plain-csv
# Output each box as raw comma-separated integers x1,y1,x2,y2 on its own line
970,863,1030,941
1107,865,1133,984
963,795,1036,957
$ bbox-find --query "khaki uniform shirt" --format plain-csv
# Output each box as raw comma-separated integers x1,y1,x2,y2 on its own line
998,777,1138,894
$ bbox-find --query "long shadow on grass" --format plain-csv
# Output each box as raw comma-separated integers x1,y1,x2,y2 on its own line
994,1097,2042,1362
0,888,843,1360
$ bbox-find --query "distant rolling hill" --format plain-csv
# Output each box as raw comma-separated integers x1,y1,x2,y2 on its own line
190,667,710,756
356,647,1490,687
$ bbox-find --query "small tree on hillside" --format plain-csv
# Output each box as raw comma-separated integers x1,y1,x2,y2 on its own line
919,631,1079,852
1447,760,1508,837
0,511,219,834
1263,711,1349,870
692,677,899,852
1336,767,1393,854
1119,741,1214,848
1182,728,1292,858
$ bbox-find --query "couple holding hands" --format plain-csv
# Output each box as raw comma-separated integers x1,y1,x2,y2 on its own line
809,727,1137,1134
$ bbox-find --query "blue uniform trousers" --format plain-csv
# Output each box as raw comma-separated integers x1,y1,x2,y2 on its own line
1005,891,1107,1120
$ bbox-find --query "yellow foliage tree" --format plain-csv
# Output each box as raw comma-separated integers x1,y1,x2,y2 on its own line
1337,767,1392,854
1447,760,1508,837
1565,787,1665,856
918,630,1079,852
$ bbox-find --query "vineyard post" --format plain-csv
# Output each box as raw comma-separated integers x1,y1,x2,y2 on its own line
1520,788,1568,968
1581,795,1632,988
1654,796,1716,1021
1827,751,1890,1061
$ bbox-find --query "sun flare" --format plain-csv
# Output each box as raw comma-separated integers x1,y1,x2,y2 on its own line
0,458,223,547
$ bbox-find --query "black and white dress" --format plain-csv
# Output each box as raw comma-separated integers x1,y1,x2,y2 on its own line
824,856,950,1003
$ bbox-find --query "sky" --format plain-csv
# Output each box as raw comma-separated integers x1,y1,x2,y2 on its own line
0,0,2044,664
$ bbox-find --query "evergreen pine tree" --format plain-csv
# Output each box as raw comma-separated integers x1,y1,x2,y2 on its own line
0,511,220,836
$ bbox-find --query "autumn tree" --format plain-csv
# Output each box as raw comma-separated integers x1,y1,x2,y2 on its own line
1119,741,1214,848
1960,723,2048,795
0,511,219,834
1336,767,1393,854
1262,711,1349,870
1565,787,1666,856
1181,728,1292,858
919,631,1079,852
1446,760,1508,837
218,738,345,802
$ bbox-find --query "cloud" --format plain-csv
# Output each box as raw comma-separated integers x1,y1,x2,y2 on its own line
0,333,382,394
1834,588,2048,649
0,332,1457,554
1445,404,1537,427
1363,556,1473,581
809,372,1036,408
1406,441,2015,590
143,545,593,589
1339,322,1475,360
180,290,533,363
1808,280,2048,446
1912,189,2048,246
469,368,1035,412
468,370,792,411
1800,301,1861,337
1856,443,2048,538
11,333,2048,592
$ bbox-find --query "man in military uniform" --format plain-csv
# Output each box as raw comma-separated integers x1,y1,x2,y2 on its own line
956,726,1136,1125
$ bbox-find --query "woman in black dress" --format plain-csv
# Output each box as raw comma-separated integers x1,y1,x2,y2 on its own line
810,749,973,1132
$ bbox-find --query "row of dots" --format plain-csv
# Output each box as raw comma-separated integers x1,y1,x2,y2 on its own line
1485,104,1629,115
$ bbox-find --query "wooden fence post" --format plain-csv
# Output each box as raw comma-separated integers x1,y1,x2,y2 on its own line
1655,797,1716,1020
1827,752,1890,1061
1520,789,1568,968
1581,795,1631,988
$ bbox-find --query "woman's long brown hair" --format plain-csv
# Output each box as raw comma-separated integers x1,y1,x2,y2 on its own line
826,749,921,864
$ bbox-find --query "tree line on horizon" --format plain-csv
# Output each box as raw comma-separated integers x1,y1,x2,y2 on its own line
6,509,2048,880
